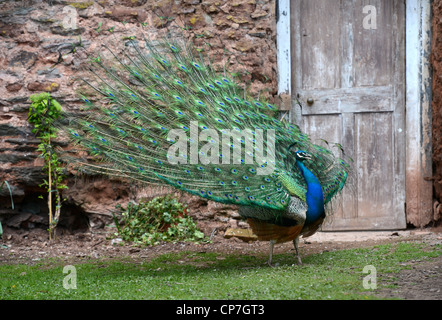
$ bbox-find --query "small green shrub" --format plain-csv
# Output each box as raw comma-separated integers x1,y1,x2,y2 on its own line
28,92,67,240
114,195,206,246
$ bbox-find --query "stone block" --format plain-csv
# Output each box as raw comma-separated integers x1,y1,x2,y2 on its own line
224,227,257,242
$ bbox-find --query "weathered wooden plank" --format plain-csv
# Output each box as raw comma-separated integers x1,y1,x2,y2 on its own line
299,0,341,89
392,0,407,228
296,86,393,115
353,0,393,86
405,0,433,227
326,112,398,231
355,112,394,222
340,112,357,220
321,214,404,231
302,114,341,148
340,0,355,89
276,0,291,96
290,0,302,125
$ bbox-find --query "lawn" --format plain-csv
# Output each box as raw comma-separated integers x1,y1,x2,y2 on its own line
1,242,440,300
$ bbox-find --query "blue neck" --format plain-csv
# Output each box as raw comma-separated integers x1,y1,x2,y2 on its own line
296,161,325,225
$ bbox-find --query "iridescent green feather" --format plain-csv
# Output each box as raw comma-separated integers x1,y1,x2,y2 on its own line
64,36,350,214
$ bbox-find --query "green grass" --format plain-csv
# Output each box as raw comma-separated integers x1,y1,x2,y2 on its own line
1,242,440,300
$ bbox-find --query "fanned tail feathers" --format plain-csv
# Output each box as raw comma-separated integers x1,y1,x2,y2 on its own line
63,34,351,213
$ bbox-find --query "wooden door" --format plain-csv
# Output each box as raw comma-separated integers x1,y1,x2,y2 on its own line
290,0,406,230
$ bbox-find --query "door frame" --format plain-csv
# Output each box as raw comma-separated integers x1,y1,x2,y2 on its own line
276,0,433,228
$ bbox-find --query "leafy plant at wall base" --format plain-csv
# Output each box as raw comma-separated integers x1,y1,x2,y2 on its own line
28,92,68,240
114,195,207,246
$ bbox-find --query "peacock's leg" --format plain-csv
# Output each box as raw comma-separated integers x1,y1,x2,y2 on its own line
293,237,302,265
267,239,276,266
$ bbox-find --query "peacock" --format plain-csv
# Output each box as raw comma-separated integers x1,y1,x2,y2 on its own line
64,33,350,265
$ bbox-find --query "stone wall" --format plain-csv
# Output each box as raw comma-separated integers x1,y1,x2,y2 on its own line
0,0,277,232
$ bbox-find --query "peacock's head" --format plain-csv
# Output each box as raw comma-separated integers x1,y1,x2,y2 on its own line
294,150,312,161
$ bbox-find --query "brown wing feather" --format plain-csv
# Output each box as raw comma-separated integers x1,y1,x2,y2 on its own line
247,218,304,244
301,217,324,238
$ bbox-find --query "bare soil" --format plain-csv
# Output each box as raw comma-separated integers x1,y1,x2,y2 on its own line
1,226,441,300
